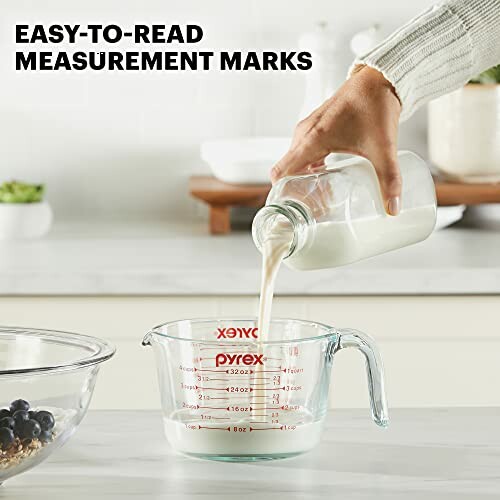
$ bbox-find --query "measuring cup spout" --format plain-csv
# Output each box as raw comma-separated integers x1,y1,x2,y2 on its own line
142,331,153,347
335,328,389,428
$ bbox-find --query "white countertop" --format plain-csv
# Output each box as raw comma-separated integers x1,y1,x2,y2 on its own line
6,409,500,499
0,219,499,295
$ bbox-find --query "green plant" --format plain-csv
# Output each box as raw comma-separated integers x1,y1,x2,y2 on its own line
469,64,500,84
0,181,45,203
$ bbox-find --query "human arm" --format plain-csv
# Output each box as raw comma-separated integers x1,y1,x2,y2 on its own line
271,0,500,214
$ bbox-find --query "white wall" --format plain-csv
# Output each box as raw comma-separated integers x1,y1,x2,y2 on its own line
0,0,434,223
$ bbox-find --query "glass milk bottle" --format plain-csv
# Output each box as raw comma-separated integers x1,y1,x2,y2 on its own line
252,151,437,270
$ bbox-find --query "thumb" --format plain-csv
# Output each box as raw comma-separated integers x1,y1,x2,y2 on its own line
370,151,402,216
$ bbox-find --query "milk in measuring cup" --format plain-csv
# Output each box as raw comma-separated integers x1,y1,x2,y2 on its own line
164,410,322,457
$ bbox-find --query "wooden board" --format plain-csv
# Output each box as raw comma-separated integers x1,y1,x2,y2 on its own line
189,176,269,234
434,179,500,206
190,175,500,234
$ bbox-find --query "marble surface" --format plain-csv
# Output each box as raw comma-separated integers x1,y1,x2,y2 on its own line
1,219,500,295
5,408,500,499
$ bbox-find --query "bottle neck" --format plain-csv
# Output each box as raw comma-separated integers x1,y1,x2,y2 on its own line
252,201,314,259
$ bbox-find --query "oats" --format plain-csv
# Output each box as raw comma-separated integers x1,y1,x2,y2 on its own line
0,435,54,470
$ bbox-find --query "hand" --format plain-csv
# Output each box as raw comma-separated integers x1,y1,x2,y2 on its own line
270,66,402,215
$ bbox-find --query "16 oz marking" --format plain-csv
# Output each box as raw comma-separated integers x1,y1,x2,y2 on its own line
229,406,251,412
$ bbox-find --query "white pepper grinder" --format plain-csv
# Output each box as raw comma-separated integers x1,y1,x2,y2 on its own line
350,24,385,57
298,22,341,120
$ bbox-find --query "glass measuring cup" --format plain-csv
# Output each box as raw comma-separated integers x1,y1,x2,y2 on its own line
142,318,388,462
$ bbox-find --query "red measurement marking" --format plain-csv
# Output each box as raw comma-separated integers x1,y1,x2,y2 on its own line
249,427,281,432
209,378,231,382
178,366,197,372
198,406,228,410
197,369,226,373
199,425,230,431
251,386,286,391
200,347,243,351
259,370,286,373
196,386,228,391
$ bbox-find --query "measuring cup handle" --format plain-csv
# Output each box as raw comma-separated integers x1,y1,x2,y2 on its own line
335,328,389,428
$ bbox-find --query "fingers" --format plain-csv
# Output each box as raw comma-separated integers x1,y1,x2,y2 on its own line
370,151,402,216
270,149,305,183
270,144,327,183
309,160,326,171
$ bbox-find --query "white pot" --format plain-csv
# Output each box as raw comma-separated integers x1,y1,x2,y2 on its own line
428,84,500,183
0,201,53,240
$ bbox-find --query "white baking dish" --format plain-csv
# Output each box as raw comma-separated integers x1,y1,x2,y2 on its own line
201,137,290,184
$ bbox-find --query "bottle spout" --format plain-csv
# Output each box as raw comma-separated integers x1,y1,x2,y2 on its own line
252,201,313,259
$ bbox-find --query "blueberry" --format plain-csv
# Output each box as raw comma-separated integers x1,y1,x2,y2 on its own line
10,399,30,413
13,410,29,426
13,410,30,436
21,419,41,440
39,430,53,443
28,410,37,419
0,427,15,450
0,409,11,419
0,417,15,430
35,410,55,432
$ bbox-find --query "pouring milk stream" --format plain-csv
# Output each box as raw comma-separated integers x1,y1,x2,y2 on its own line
253,222,294,417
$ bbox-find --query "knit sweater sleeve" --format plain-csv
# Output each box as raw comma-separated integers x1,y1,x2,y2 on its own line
348,0,500,121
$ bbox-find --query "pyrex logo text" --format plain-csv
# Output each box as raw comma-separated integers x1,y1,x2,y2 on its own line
216,327,258,339
215,353,264,367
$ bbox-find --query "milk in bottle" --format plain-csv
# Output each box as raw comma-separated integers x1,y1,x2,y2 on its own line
253,151,437,270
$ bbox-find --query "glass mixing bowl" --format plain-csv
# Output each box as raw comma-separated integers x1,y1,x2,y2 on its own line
0,326,115,483
143,318,388,462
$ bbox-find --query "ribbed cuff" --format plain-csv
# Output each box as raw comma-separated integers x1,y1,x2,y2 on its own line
449,0,500,75
348,3,474,121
